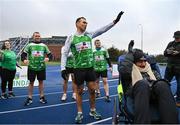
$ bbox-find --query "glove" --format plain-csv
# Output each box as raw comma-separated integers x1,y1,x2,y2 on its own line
172,50,179,55
61,70,68,80
114,11,124,24
128,40,134,53
166,49,174,55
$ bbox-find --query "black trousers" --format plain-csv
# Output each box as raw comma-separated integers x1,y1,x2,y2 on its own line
132,80,178,124
1,68,16,93
165,66,180,101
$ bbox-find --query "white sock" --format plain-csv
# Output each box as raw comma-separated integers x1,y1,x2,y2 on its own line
90,108,96,112
78,112,82,115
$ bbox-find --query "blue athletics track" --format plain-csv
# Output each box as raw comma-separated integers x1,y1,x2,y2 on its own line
0,65,179,124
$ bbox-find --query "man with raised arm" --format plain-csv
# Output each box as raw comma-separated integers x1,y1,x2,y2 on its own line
61,11,124,124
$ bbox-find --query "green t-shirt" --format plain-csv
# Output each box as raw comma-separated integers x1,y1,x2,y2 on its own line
71,35,94,68
1,50,16,70
66,52,74,68
24,42,50,71
93,48,109,71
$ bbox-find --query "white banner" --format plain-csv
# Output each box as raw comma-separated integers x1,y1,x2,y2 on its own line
112,64,119,78
13,66,38,87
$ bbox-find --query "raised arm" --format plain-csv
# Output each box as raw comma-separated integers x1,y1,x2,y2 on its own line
90,11,124,39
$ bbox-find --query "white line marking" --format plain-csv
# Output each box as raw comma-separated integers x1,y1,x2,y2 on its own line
86,117,112,125
14,79,176,98
0,94,118,115
14,79,119,98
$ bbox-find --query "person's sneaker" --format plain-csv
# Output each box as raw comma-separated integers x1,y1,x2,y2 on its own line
95,92,101,98
40,96,47,104
89,110,102,120
8,92,15,98
75,113,83,124
83,86,88,91
72,93,76,100
1,93,8,99
61,94,67,101
105,96,111,102
24,97,33,106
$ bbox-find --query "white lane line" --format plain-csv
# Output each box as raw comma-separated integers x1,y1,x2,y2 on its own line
14,79,176,98
0,94,118,115
14,79,119,98
86,117,112,125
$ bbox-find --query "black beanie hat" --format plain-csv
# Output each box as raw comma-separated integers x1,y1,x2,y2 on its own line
174,31,180,38
133,49,146,63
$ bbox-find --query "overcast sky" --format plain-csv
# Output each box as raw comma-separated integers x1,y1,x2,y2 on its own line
0,0,180,54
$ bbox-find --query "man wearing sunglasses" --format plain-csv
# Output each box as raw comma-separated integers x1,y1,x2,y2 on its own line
118,41,178,124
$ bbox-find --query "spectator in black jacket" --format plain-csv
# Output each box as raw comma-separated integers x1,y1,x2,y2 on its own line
119,41,178,124
164,31,180,106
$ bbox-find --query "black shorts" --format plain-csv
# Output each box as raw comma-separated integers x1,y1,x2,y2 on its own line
95,70,108,79
66,67,74,74
1,68,16,82
28,69,46,82
74,67,96,86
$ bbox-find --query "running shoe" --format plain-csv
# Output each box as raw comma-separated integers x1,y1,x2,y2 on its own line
75,113,83,124
105,96,111,102
1,93,8,99
89,110,102,120
24,97,33,106
95,92,101,98
8,92,15,98
40,96,47,104
61,93,67,101
72,93,76,100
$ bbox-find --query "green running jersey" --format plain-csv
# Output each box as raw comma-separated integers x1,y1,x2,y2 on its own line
24,42,50,71
71,35,94,68
66,52,74,68
93,48,109,71
1,50,16,70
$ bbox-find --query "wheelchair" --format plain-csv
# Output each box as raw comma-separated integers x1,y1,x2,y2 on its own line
114,82,160,124
112,55,162,124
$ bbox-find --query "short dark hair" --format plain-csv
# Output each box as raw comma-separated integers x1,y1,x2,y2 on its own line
94,39,100,44
76,17,86,23
32,32,40,37
2,40,10,50
174,31,180,39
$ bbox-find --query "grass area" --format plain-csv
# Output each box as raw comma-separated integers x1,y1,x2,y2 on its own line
46,61,60,66
20,61,60,66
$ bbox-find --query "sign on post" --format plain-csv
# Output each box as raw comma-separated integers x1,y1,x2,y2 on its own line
13,66,38,87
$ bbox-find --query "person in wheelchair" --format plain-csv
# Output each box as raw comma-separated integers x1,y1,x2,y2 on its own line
118,40,178,124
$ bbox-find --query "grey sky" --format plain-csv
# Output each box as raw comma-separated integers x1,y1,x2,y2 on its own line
0,0,180,54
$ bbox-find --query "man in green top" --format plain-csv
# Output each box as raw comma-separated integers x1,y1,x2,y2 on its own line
61,46,77,101
93,39,112,102
61,11,124,124
21,32,52,106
